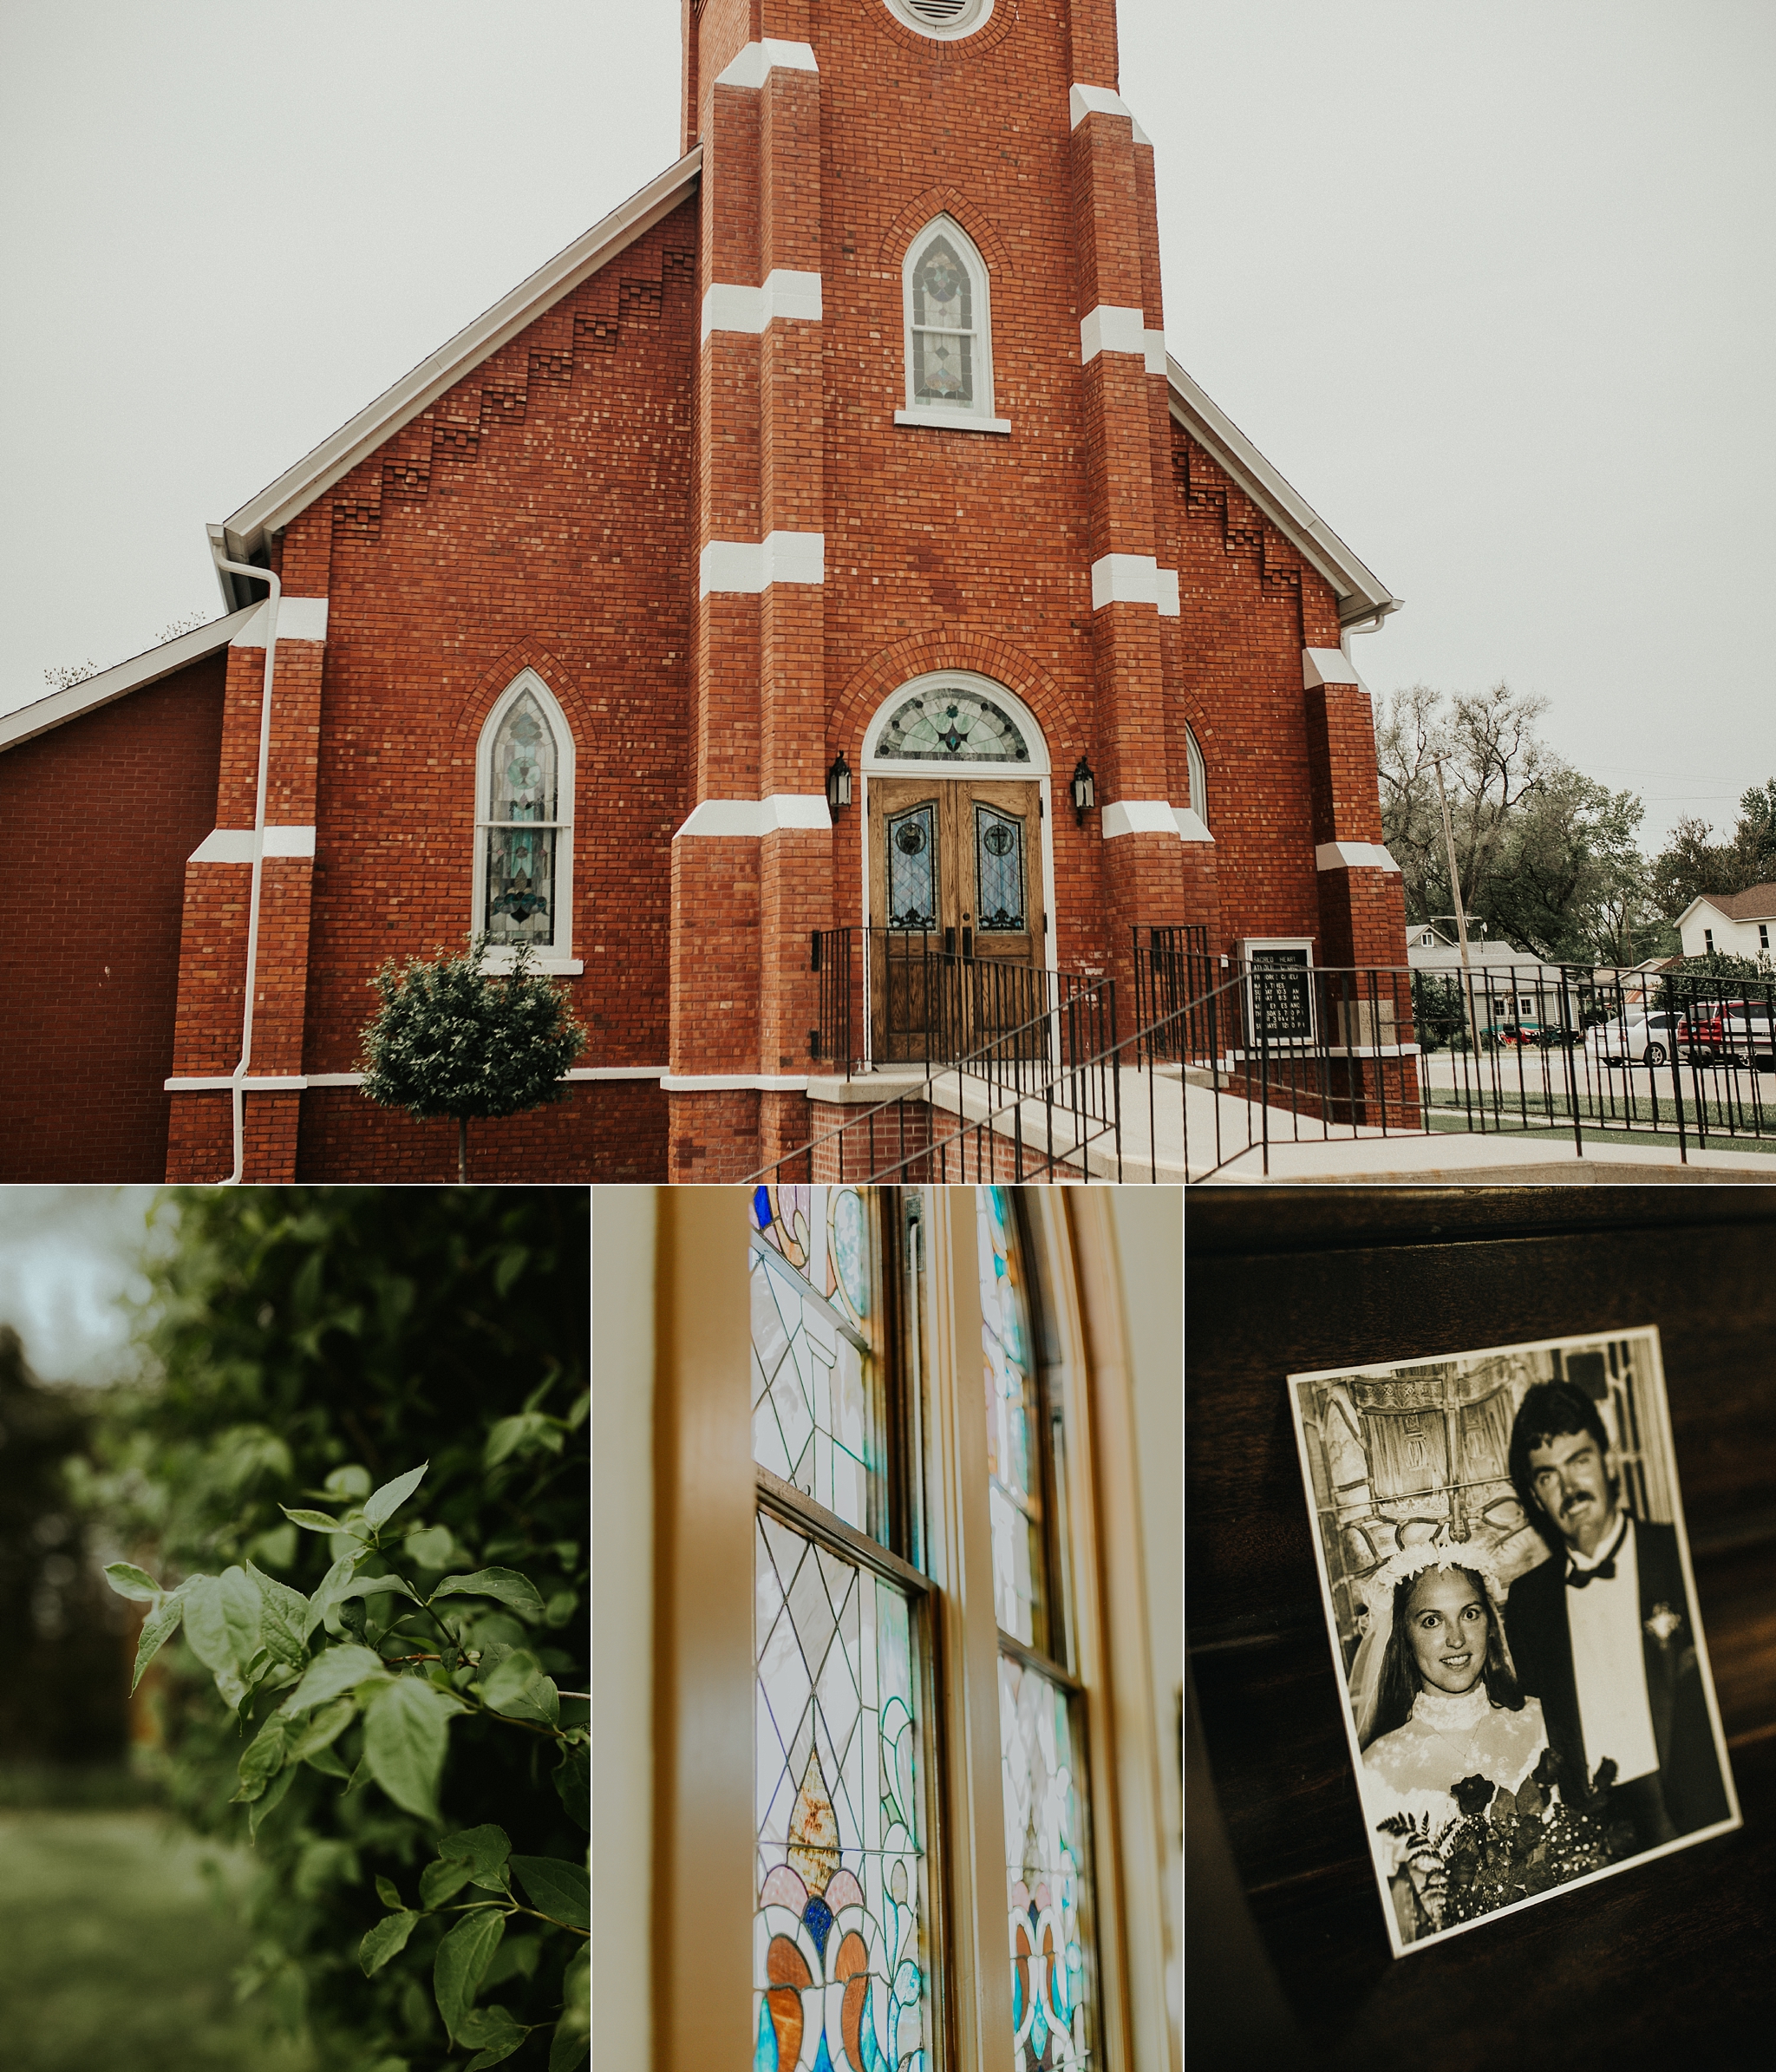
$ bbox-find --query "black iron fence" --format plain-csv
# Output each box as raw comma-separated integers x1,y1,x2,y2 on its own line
809,927,1102,1074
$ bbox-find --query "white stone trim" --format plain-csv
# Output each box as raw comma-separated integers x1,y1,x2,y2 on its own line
1302,646,1366,690
700,269,824,342
1068,82,1152,146
1080,304,1146,362
674,794,832,839
1315,841,1401,873
893,409,1012,435
1101,800,1179,839
860,670,1051,778
188,825,316,863
659,1073,811,1093
1155,568,1180,617
1144,330,1167,376
1089,552,1179,613
167,1066,639,1091
479,951,585,975
698,530,826,595
165,1075,309,1092
715,39,819,90
1174,806,1213,844
231,597,329,644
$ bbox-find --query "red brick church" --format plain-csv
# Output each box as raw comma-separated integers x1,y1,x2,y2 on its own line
0,0,1407,1184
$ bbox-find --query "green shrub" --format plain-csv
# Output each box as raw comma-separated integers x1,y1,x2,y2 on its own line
78,1188,588,2071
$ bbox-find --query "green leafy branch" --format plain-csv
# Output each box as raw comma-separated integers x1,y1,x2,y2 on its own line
106,1461,589,2070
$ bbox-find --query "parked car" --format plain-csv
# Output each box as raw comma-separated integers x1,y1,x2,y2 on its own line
1583,1011,1680,1067
1679,1000,1776,1069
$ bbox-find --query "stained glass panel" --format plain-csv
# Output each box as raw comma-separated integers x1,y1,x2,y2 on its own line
999,1654,1092,2072
978,1186,1044,1646
485,690,559,947
975,805,1027,932
754,1513,930,2072
875,687,1031,764
911,235,971,331
912,329,973,406
751,1187,883,1539
886,805,939,930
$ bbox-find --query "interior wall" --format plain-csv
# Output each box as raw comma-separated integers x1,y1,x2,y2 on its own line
591,1186,656,2069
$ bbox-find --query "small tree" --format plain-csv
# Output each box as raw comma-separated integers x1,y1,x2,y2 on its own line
360,938,586,1181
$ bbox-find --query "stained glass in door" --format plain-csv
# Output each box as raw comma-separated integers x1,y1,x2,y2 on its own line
975,805,1027,931
886,805,939,930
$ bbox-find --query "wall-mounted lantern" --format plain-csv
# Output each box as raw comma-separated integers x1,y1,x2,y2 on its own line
826,751,853,814
1070,755,1096,827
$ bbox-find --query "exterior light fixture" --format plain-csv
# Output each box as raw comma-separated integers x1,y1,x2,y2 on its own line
1070,755,1096,826
826,751,853,814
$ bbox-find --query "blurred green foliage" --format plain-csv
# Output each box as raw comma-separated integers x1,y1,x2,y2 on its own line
75,1187,588,2072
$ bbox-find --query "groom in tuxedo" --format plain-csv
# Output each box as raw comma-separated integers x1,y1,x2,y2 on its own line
1504,1380,1731,1851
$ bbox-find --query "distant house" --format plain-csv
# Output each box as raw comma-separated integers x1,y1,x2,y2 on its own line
1405,923,1570,1028
1675,886,1776,961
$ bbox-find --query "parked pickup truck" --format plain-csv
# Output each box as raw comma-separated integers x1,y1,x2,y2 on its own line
1676,1000,1776,1069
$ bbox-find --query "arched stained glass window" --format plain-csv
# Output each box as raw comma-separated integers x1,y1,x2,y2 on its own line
473,671,575,962
902,217,997,427
875,684,1030,765
749,1188,937,2072
978,1186,1097,2072
1185,722,1209,827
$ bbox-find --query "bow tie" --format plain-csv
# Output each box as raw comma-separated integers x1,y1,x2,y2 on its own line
1566,1559,1616,1589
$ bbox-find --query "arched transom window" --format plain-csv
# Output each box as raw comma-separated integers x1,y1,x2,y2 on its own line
873,683,1031,766
901,218,1001,429
473,670,577,966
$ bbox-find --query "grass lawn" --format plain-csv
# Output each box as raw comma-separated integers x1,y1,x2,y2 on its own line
0,1808,317,2072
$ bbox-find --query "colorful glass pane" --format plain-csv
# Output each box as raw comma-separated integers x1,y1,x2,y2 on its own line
751,1188,882,1539
755,1513,930,2072
886,804,939,930
978,1186,1044,1646
912,235,971,331
485,690,559,947
875,687,1030,764
912,328,973,406
975,806,1026,931
1000,1654,1092,2072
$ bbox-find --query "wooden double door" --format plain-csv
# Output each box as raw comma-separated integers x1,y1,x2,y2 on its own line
867,777,1048,1062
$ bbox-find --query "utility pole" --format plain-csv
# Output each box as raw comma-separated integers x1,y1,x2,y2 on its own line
1432,756,1480,1053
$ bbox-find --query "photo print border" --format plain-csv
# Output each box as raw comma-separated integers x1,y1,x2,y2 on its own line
1287,1325,1741,1959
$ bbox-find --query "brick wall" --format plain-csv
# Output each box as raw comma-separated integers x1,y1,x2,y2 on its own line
0,657,225,1180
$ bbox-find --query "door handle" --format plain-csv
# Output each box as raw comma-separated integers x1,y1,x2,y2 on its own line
944,927,957,958
962,927,974,963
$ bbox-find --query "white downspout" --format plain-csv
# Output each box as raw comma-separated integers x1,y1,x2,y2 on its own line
213,559,282,1184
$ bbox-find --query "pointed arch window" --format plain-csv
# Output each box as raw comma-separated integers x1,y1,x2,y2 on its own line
472,670,580,972
898,218,1009,434
1185,724,1209,828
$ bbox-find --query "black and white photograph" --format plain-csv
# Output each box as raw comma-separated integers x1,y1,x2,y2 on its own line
1288,1328,1740,1958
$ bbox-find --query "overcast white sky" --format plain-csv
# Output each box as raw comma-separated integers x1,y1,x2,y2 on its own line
0,1187,164,1386
3,1,1771,850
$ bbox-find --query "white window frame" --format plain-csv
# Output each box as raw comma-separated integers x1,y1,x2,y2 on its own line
1185,724,1208,827
898,216,1009,435
470,667,582,974
885,0,996,44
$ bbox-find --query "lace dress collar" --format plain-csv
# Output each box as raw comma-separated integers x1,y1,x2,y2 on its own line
1412,1682,1492,1734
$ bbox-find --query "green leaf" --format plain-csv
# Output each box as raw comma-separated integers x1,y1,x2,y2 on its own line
360,1909,421,1977
104,1561,164,1603
247,1559,310,1664
552,1741,590,1832
340,1574,420,1605
419,1856,477,1908
220,1565,264,1670
304,1741,352,1781
508,1856,589,1931
362,1675,460,1823
434,1907,506,2040
281,1644,385,1714
281,1507,346,1532
441,1823,512,1890
289,1696,356,1762
480,1650,559,1727
247,1759,298,1840
323,1464,373,1500
463,2005,528,2069
432,1569,545,1624
494,1245,530,1297
362,1461,429,1531
232,1711,292,1804
484,1413,562,1468
404,1523,455,1571
130,1588,186,1692
304,1552,364,1637
547,2029,589,2072
375,1875,404,1911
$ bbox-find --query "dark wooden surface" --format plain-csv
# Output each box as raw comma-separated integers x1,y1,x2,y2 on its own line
1186,1187,1776,2068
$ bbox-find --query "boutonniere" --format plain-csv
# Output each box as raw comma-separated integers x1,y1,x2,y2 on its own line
1645,1604,1684,1644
